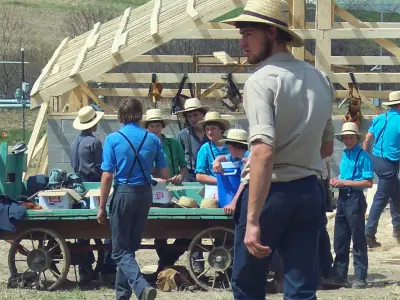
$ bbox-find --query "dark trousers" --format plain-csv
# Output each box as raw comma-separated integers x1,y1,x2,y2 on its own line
333,189,368,281
317,179,334,279
232,176,322,300
110,184,152,300
77,198,94,274
366,156,400,237
155,239,204,269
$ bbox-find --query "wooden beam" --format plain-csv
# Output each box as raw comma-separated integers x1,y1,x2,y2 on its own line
315,0,332,72
70,22,101,78
187,0,199,19
335,90,390,99
329,72,400,83
334,4,400,57
32,134,47,161
331,56,400,65
213,51,238,65
292,0,305,60
151,0,161,37
30,37,69,97
112,8,131,56
68,86,82,112
80,83,114,114
91,88,236,98
25,102,48,179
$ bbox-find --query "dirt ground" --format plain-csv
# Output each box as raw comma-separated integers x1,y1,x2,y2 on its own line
0,209,399,300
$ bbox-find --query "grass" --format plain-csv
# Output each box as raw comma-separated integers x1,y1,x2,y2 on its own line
0,128,46,146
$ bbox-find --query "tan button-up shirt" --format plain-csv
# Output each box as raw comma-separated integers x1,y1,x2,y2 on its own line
242,52,335,183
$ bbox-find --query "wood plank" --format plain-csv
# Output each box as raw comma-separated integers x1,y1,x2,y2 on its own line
187,0,199,19
30,38,69,97
329,72,400,83
34,138,47,176
80,83,114,114
32,134,47,161
213,51,238,65
292,0,305,60
315,0,332,72
335,90,390,99
25,102,48,180
150,0,161,37
69,22,101,78
111,7,131,55
68,86,82,112
334,4,400,57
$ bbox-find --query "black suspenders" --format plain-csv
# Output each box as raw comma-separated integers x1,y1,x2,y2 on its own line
117,131,150,184
351,149,363,181
74,135,88,175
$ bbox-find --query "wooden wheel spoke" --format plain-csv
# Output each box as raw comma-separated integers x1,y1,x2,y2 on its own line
29,233,36,249
195,243,209,252
15,259,28,262
222,231,228,248
49,268,60,279
193,259,206,262
223,271,232,289
208,233,215,248
196,267,210,279
48,243,59,253
211,272,217,289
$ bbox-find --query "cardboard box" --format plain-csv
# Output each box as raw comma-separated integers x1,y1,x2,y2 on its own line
86,188,114,209
204,185,218,200
38,189,82,209
152,181,172,204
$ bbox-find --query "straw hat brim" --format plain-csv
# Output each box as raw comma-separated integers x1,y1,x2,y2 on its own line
142,118,170,127
171,200,197,208
335,132,365,143
196,118,230,131
176,106,210,115
219,138,248,145
221,15,304,48
73,111,104,130
382,100,400,106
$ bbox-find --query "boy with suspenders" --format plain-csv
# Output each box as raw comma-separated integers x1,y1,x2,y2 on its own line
330,122,373,289
98,99,169,300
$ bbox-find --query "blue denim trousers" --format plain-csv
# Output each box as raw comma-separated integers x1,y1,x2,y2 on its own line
110,184,152,300
232,176,322,300
366,156,400,237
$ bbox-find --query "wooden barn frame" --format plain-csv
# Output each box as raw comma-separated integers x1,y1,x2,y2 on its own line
26,0,400,176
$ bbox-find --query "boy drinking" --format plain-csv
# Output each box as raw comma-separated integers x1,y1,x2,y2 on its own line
330,122,373,289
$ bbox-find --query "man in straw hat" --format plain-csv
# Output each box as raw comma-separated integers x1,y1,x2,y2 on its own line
221,0,335,299
98,98,169,300
329,122,373,289
176,98,209,182
363,91,400,248
71,105,114,284
195,111,230,185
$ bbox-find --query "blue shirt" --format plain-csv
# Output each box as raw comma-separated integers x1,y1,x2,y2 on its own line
338,144,373,183
226,150,250,172
101,123,168,185
195,142,229,177
369,109,400,161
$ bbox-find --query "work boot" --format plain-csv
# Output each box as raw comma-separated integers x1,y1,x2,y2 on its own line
140,286,157,300
366,235,381,248
352,279,367,289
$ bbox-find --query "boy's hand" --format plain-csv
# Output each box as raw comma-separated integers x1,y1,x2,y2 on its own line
329,177,338,186
242,157,248,164
331,179,346,188
224,202,236,215
169,174,184,185
213,160,223,174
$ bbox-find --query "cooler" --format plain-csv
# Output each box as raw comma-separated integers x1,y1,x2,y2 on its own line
216,161,241,207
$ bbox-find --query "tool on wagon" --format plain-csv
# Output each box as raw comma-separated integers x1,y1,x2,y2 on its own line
343,72,362,125
221,73,242,112
171,73,195,130
148,73,164,108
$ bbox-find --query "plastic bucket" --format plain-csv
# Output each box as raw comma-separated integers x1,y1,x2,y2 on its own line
216,161,241,207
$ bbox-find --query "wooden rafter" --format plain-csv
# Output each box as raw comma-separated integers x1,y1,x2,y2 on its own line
187,0,199,19
70,22,101,78
81,83,114,114
213,51,238,65
111,7,131,56
151,0,161,37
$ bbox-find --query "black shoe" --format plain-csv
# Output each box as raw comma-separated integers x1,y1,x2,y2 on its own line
140,286,157,300
366,235,382,248
352,279,367,289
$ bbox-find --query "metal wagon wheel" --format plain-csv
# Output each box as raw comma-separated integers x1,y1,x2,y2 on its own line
8,227,71,291
187,226,234,291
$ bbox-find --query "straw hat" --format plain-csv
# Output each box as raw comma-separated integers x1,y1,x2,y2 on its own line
196,111,230,131
382,91,400,106
221,0,304,48
335,122,365,143
200,198,220,208
172,196,198,208
176,98,210,115
73,106,104,130
219,129,248,145
143,108,170,128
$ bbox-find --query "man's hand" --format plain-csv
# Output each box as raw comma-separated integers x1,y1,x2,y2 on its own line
223,202,236,215
244,222,272,258
242,157,248,164
331,179,346,188
168,174,184,185
213,159,223,174
97,208,107,224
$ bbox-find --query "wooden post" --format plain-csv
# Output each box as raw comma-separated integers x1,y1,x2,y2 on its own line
315,0,332,73
68,86,83,112
292,0,306,61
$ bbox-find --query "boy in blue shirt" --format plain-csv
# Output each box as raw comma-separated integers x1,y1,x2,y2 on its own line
212,129,249,214
330,122,373,289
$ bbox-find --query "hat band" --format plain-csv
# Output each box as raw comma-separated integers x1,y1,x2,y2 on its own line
184,105,202,110
242,10,288,28
341,130,358,134
81,114,97,124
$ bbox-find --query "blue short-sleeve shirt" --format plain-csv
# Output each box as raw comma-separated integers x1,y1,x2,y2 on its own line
101,123,168,185
195,142,229,177
338,144,373,183
369,109,400,161
226,150,250,172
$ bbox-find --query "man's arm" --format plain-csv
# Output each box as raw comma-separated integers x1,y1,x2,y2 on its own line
154,138,170,181
321,117,334,159
196,173,217,185
99,171,113,211
363,132,374,154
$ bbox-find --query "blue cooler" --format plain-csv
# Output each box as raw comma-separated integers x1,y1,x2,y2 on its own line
217,161,241,207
